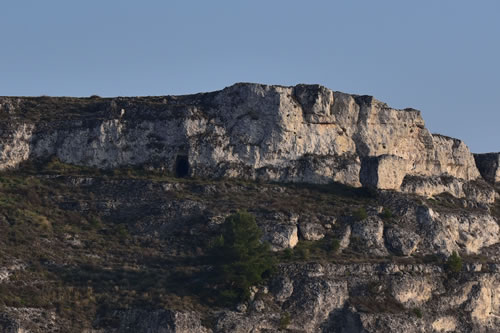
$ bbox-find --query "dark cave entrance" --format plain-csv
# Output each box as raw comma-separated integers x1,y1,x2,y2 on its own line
175,155,190,178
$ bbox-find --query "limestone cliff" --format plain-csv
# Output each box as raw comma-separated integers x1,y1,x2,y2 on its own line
0,83,493,202
0,84,499,333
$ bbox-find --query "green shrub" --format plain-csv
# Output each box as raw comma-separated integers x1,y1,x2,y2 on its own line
279,312,291,329
88,216,102,229
329,239,341,254
296,246,310,260
381,208,393,220
445,251,463,273
210,211,275,303
412,307,423,318
282,248,293,260
353,207,368,221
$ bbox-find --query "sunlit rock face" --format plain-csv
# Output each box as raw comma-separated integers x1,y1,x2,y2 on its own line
415,205,499,256
0,83,492,201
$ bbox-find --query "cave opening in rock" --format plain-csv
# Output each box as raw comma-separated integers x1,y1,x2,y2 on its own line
175,155,190,178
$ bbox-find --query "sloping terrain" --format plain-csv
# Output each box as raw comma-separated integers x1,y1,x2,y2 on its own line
0,83,499,332
0,159,498,332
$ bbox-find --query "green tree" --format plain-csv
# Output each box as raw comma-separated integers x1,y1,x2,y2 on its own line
445,251,463,273
381,208,393,220
353,207,368,221
210,211,275,303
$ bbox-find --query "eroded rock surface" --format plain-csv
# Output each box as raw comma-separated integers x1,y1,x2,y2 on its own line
299,222,326,241
475,152,500,184
384,227,420,256
0,83,492,202
351,216,388,256
0,84,499,333
416,206,499,256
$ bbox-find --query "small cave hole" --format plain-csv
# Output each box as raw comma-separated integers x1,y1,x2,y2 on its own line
175,155,190,178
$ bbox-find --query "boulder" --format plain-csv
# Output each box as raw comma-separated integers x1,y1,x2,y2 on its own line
299,222,325,241
262,224,298,251
390,276,436,307
284,279,348,332
384,227,421,256
351,216,388,256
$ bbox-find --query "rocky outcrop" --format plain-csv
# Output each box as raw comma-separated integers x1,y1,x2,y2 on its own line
52,175,499,269
0,85,498,333
0,262,25,282
384,227,420,256
431,134,481,181
390,276,436,307
282,278,348,331
0,308,58,333
0,83,491,202
475,152,500,184
299,222,326,241
400,175,496,204
351,216,388,256
360,154,408,190
0,123,33,170
212,263,500,333
262,224,298,251
416,206,499,256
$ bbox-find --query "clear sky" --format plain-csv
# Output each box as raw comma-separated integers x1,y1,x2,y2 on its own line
1,1,498,152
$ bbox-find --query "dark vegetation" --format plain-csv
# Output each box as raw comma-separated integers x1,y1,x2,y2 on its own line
353,207,368,221
0,158,494,330
0,159,379,329
280,238,342,262
412,307,423,318
279,312,291,330
445,251,463,274
208,211,275,304
0,92,218,123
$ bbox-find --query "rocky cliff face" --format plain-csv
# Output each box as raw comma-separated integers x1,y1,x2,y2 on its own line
0,84,498,333
474,153,500,184
0,83,493,202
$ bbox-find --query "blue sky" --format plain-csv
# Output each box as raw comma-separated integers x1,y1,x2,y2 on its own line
1,1,498,152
